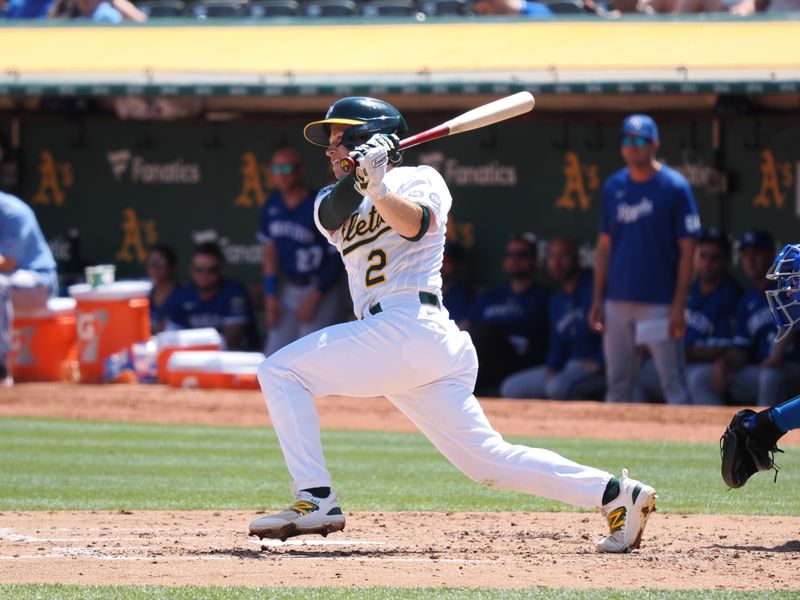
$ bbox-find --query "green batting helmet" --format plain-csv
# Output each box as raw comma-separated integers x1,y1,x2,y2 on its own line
304,97,408,150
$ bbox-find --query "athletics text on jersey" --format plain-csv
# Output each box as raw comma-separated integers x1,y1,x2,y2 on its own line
313,166,450,318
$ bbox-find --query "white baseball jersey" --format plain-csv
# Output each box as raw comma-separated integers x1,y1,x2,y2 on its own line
313,165,451,319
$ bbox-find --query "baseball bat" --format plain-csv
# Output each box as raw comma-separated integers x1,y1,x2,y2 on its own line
340,91,535,174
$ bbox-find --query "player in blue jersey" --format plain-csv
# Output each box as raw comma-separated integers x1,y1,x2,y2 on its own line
441,241,472,330
168,242,256,351
467,232,549,395
501,237,604,400
720,241,800,488
637,228,742,403
588,114,700,404
259,147,345,357
146,244,183,335
0,190,59,385
695,230,800,406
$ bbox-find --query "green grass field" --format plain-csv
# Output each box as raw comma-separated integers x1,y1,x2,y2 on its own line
1,585,797,600
1,416,799,599
1,417,797,514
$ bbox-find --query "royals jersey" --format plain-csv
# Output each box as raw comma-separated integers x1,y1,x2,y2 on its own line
169,280,256,348
684,276,742,349
733,283,800,362
313,166,450,319
601,165,700,304
257,189,343,291
547,269,603,371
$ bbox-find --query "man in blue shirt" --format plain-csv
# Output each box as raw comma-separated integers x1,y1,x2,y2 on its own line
589,114,700,404
169,242,257,351
467,232,549,395
695,230,800,406
637,227,742,403
75,0,123,21
259,147,345,356
0,191,58,385
501,237,604,400
441,241,472,330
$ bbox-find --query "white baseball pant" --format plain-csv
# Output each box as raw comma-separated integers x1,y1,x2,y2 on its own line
258,292,612,509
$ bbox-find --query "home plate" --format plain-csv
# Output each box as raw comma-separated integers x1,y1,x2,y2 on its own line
251,538,385,548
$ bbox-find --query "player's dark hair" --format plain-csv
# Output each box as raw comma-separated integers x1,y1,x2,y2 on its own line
193,241,225,263
508,232,538,257
698,227,731,257
150,244,178,267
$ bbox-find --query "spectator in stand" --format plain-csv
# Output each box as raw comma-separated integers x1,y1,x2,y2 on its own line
441,241,472,330
692,230,800,406
0,190,59,386
637,227,742,404
501,237,605,400
729,0,800,14
146,244,182,336
588,114,700,404
3,0,52,18
45,0,146,20
168,242,257,351
466,232,549,395
473,0,554,16
75,0,122,21
259,147,345,357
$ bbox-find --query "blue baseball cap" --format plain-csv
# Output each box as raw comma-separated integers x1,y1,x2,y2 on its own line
739,229,775,252
622,114,659,141
698,227,731,254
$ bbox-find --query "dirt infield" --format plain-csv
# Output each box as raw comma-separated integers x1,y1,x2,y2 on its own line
1,383,799,591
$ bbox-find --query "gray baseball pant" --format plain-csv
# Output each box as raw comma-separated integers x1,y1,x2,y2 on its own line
500,359,606,400
603,301,689,404
265,281,345,357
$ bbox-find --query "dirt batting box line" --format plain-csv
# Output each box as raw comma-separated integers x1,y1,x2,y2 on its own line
0,511,799,590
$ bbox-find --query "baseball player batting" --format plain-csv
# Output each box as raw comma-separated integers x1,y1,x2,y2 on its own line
249,96,657,553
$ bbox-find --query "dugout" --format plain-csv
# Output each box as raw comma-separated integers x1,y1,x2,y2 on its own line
1,15,799,290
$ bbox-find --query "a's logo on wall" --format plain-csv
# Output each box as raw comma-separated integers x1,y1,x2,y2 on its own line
116,208,157,263
106,149,201,184
555,152,599,211
32,150,74,206
234,152,272,208
754,149,793,209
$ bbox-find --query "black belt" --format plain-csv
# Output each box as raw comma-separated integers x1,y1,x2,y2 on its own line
369,291,441,316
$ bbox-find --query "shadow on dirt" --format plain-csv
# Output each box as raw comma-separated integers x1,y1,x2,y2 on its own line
711,540,800,553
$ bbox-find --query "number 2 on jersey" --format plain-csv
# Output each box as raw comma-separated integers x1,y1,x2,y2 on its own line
365,249,387,287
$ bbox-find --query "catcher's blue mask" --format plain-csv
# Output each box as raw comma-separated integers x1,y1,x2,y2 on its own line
765,243,800,342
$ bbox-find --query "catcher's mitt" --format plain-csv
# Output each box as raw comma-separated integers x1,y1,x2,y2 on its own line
720,409,783,489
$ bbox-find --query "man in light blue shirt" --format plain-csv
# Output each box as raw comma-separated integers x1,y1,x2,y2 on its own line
76,0,123,22
0,191,58,384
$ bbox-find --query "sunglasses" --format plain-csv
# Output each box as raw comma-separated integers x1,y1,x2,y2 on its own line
622,136,651,148
147,259,167,269
192,265,220,274
271,164,297,175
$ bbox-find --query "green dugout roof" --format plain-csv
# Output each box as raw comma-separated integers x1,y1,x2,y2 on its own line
1,16,800,99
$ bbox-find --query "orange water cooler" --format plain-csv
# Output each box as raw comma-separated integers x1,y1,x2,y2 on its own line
154,328,223,383
10,297,78,382
165,350,264,390
69,282,151,383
